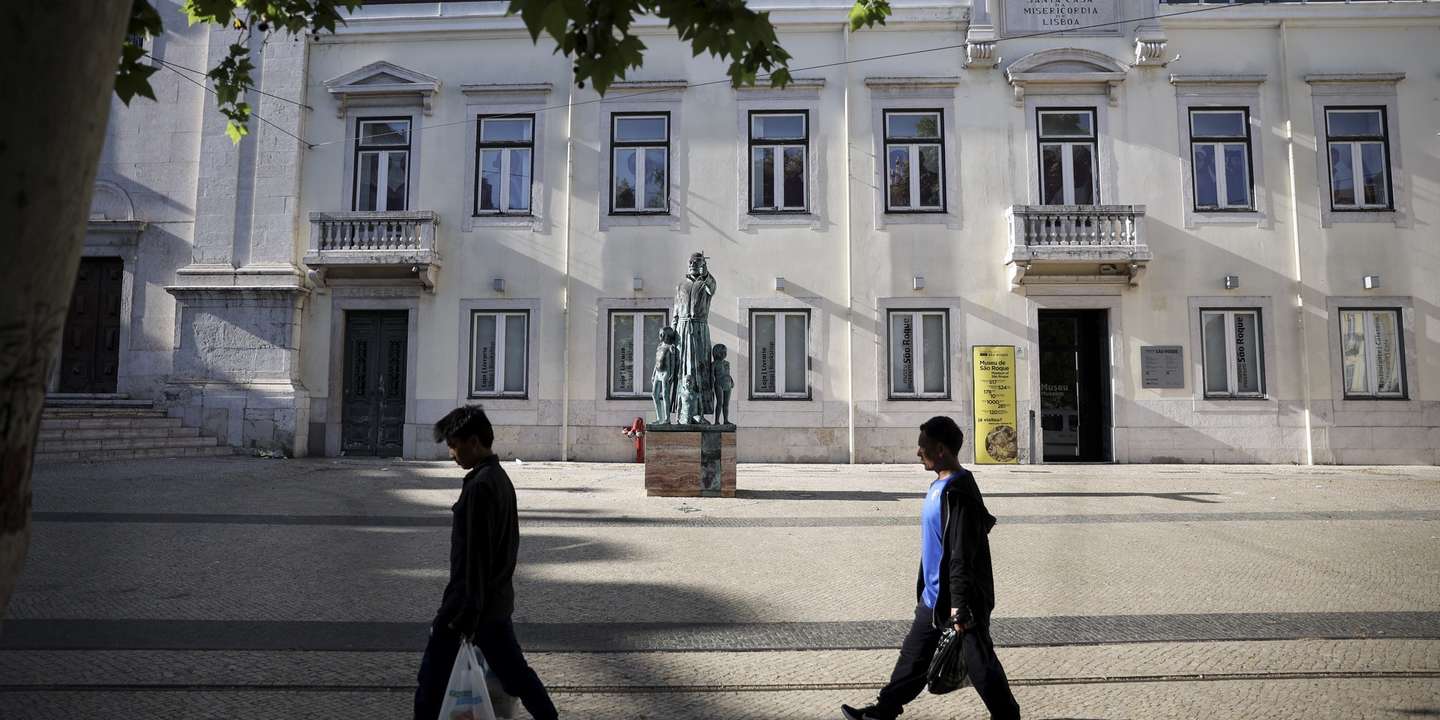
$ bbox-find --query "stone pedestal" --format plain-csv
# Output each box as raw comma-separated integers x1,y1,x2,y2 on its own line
644,424,736,497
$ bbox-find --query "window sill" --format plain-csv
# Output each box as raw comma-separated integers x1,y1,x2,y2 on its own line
886,395,954,402
740,211,821,230
600,212,680,230
1186,210,1265,228
464,214,542,231
877,210,956,229
1192,396,1276,414
1324,209,1397,226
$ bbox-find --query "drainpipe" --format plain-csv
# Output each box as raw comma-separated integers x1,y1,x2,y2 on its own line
1279,21,1315,465
559,84,576,461
843,22,857,464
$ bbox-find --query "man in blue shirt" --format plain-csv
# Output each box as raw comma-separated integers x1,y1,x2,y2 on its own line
841,416,1020,720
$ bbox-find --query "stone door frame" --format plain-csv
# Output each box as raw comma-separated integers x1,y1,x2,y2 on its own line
325,288,420,458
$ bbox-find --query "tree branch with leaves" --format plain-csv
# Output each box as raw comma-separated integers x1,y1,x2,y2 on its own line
117,0,891,142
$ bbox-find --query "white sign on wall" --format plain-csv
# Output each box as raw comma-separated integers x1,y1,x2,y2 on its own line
1004,0,1119,37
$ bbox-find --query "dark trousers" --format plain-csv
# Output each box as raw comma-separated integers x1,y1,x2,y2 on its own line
413,615,558,720
875,603,1020,720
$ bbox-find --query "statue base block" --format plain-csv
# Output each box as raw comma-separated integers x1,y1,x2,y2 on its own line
644,423,737,497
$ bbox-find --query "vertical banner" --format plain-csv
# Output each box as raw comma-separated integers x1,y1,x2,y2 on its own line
972,345,1019,464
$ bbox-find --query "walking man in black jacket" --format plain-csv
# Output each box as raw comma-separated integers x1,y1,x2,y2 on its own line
414,405,559,720
841,416,1020,720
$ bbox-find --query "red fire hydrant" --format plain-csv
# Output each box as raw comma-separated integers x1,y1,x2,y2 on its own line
621,417,646,463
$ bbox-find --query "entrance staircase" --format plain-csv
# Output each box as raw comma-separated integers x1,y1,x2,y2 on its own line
35,395,233,464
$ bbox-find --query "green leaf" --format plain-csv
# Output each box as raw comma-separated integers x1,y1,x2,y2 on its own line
849,0,891,31
225,120,250,143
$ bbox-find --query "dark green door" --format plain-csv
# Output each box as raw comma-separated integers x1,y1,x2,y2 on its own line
342,310,408,457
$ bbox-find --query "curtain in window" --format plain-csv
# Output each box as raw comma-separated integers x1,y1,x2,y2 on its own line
754,315,777,394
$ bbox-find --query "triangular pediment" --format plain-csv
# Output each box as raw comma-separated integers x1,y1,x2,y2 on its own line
355,71,409,86
324,61,441,116
325,61,440,92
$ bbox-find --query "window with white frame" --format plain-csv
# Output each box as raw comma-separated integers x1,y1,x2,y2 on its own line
750,310,809,399
469,311,528,397
611,113,669,213
749,111,808,212
883,110,944,212
1325,107,1392,211
609,310,667,398
1038,109,1098,205
1200,308,1265,398
353,118,411,211
1339,308,1405,399
1189,108,1253,211
888,310,949,399
476,115,534,215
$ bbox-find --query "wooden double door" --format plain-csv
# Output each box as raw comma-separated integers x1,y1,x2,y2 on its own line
59,257,124,394
342,310,409,457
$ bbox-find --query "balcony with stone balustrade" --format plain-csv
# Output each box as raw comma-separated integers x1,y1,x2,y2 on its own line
1005,205,1151,287
304,210,441,290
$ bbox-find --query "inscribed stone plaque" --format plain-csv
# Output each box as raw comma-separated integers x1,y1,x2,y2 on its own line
1004,0,1119,37
1141,345,1185,389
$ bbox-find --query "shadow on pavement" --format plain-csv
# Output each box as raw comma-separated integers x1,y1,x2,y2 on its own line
735,489,925,501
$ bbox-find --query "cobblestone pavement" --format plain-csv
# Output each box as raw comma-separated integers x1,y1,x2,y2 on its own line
2,458,1438,718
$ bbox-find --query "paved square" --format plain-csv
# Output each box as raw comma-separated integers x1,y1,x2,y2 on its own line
2,457,1438,718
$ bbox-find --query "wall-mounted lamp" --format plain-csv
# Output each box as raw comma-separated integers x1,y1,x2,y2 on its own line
1363,274,1381,290
632,276,644,292
492,278,505,293
913,275,926,291
775,277,786,292
1223,274,1240,290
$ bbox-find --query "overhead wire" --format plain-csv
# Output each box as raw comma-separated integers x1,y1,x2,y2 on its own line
144,2,1244,150
155,61,314,148
303,2,1239,150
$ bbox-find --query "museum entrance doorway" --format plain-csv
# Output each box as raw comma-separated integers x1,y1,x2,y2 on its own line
1038,309,1112,462
341,310,409,457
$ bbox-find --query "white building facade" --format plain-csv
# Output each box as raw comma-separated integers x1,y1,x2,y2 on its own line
76,0,1440,465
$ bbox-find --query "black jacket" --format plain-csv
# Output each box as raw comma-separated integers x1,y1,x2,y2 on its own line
438,455,519,624
916,467,999,630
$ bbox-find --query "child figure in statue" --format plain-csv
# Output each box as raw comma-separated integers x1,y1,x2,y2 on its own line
711,344,733,425
652,326,680,423
679,375,704,425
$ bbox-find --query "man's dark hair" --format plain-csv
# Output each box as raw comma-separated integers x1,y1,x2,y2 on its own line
920,416,964,456
433,405,494,447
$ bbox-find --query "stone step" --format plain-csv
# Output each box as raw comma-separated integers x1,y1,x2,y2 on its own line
37,426,202,442
33,445,235,464
39,416,182,430
42,407,167,417
45,393,131,401
35,435,218,454
45,397,153,409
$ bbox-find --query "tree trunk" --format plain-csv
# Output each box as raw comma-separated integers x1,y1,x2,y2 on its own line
0,2,131,621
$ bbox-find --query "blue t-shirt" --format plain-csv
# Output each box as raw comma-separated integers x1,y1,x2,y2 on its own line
920,474,953,608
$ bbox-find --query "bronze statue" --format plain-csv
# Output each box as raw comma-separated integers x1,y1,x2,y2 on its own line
651,326,679,423
711,343,733,425
672,252,716,423
679,374,704,425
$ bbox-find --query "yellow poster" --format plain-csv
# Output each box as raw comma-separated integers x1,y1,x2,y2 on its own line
972,345,1019,464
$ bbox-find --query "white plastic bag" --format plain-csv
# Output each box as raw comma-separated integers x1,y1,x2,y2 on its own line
437,640,498,720
485,666,517,719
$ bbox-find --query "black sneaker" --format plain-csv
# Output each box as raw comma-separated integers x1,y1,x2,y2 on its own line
840,704,894,720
